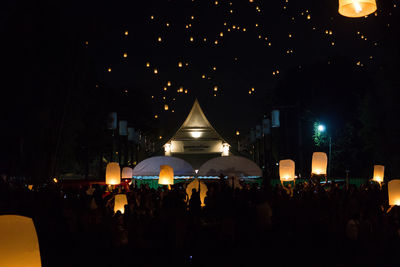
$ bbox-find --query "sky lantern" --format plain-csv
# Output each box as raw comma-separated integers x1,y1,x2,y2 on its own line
311,152,328,175
0,215,41,267
373,165,384,183
186,179,208,207
338,0,377,17
114,194,128,214
388,180,400,206
106,162,121,185
279,159,295,181
121,167,133,179
164,104,169,110
158,165,174,185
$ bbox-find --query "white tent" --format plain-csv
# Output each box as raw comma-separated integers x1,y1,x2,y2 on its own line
132,156,195,178
198,156,262,179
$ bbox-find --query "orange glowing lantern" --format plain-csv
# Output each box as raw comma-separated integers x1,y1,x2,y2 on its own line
0,215,41,267
158,165,174,185
388,180,400,206
338,0,377,18
186,179,208,207
373,165,384,183
114,194,128,214
311,152,328,175
279,159,295,181
106,162,121,185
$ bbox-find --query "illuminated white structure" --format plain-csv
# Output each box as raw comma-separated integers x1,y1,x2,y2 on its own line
164,99,230,162
222,143,230,156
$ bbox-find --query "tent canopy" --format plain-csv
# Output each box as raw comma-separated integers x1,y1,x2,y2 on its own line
198,156,262,178
133,156,194,178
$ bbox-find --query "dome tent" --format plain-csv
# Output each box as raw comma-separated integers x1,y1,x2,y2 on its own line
133,156,195,179
198,156,262,179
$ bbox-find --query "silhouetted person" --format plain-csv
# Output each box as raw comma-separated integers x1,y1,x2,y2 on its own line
189,188,201,215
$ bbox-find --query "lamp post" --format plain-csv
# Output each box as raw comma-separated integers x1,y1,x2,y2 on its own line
317,124,332,180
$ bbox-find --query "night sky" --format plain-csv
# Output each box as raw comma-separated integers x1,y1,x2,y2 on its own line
1,0,400,178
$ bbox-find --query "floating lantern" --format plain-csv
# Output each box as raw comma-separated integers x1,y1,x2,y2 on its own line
388,180,400,206
114,194,128,214
338,0,377,17
311,152,328,175
373,165,384,182
158,165,174,185
186,179,208,207
106,162,121,185
121,167,133,179
0,215,41,267
279,159,295,181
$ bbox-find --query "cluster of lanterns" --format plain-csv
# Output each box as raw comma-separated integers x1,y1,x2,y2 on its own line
279,152,328,181
278,151,400,207
280,152,386,185
105,162,132,214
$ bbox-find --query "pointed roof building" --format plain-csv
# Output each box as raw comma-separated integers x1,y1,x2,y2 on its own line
163,99,230,168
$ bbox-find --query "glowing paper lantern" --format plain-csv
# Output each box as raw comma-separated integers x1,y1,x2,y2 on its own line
311,152,328,175
106,162,121,185
114,194,128,214
186,179,208,207
338,0,377,18
388,180,400,206
279,159,295,181
373,165,384,183
0,215,41,267
121,167,133,179
158,165,174,185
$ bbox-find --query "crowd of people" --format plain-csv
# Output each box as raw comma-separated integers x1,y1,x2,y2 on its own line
1,174,400,266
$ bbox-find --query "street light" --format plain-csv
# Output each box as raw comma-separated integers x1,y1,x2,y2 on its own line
317,124,332,180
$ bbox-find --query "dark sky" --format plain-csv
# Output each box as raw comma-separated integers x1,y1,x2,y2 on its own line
72,0,397,136
1,0,399,176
